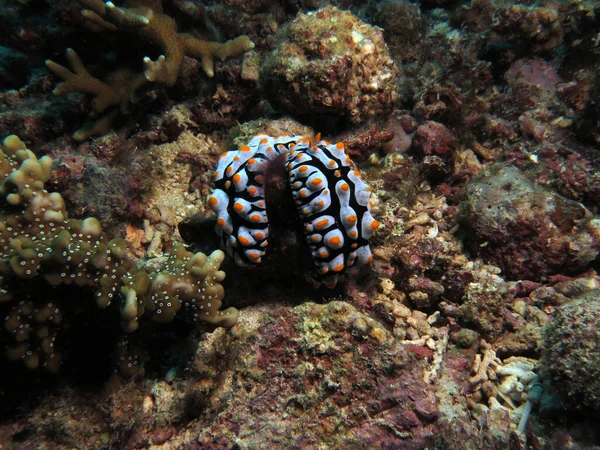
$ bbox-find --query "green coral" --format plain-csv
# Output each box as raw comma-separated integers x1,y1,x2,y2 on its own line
46,0,254,141
0,135,238,373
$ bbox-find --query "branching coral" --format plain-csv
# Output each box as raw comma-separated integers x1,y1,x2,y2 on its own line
46,0,254,141
0,135,238,373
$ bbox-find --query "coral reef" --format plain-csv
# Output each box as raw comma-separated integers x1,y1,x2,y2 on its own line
0,134,237,373
1,300,461,448
45,0,254,140
2,0,600,447
261,6,398,129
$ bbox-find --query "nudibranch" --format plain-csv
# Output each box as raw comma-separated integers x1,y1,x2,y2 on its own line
208,134,379,287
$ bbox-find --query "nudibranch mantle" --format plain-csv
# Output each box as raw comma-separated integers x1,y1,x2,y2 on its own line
209,134,379,287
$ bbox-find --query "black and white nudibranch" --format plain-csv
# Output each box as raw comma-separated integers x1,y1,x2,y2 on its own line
208,134,379,287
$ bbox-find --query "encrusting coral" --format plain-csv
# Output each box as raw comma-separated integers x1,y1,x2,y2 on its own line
45,0,255,141
0,134,238,373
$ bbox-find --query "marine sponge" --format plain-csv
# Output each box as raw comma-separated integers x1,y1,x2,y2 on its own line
209,134,379,288
46,0,254,141
0,135,237,373
261,6,398,127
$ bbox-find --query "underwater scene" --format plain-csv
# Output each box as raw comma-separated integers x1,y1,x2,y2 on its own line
0,0,599,448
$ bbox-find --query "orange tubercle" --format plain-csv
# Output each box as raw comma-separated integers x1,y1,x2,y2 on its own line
247,251,261,261
332,263,344,272
315,219,329,229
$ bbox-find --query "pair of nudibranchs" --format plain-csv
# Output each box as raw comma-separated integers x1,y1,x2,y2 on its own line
208,134,379,288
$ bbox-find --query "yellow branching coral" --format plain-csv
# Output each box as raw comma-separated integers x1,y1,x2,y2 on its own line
46,0,254,141
0,135,238,373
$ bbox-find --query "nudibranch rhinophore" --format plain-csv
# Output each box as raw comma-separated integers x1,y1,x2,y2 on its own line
208,134,379,288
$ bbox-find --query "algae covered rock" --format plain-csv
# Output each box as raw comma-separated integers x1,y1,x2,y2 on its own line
542,293,600,412
261,6,398,128
460,165,600,281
